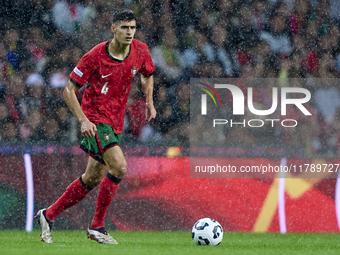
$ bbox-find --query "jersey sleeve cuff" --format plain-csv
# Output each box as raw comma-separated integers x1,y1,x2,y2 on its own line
70,78,84,88
142,71,154,77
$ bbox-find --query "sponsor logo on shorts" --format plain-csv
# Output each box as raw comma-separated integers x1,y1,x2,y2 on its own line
104,133,110,141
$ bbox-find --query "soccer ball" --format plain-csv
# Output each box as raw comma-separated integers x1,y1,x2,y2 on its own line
192,218,223,246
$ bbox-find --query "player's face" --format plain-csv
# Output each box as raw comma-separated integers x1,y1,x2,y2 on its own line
111,20,136,45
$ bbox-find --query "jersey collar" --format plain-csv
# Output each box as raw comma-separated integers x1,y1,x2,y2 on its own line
106,40,131,63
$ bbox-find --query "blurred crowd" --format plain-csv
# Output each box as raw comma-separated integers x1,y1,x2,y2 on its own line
1,0,340,156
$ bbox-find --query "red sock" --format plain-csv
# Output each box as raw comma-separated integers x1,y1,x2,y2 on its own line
46,177,92,222
90,174,121,229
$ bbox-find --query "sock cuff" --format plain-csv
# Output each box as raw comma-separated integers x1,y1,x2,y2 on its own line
106,173,122,184
79,176,94,191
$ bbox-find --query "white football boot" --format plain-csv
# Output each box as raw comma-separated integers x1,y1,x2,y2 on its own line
87,226,118,244
35,209,53,243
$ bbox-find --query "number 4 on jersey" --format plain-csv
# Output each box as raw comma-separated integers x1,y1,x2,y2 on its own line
101,82,109,94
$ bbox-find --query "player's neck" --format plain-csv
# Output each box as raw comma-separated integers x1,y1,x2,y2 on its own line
109,39,130,61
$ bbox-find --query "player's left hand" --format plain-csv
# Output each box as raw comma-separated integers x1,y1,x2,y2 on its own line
145,102,156,122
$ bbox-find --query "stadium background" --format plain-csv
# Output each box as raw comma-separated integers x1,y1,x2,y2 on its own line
1,0,340,233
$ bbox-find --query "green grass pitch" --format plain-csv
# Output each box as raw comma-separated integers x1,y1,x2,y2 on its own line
1,230,340,255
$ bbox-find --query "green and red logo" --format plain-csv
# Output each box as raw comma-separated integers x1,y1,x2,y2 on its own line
197,82,222,115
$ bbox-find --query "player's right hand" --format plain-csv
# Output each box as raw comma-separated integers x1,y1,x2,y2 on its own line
80,119,97,138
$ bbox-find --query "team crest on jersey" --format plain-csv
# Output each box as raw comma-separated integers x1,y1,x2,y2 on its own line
131,66,138,76
104,133,110,141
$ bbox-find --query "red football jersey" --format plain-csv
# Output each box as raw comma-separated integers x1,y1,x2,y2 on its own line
70,39,155,134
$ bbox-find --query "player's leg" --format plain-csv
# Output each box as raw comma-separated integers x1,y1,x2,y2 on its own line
91,145,126,228
36,157,107,243
87,145,126,244
45,156,107,221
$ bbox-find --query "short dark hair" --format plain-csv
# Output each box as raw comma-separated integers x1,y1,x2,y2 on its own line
111,8,136,24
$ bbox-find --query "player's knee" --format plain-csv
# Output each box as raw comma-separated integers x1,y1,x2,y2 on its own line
82,172,105,187
116,162,127,177
109,161,127,178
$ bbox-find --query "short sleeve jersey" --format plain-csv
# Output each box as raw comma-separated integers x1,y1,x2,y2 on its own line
70,39,155,134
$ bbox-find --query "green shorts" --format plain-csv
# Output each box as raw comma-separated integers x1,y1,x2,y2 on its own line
80,123,122,165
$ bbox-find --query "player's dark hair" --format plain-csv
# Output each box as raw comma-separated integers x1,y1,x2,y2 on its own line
111,8,136,24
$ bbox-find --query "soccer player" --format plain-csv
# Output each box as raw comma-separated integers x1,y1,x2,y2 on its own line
36,8,156,244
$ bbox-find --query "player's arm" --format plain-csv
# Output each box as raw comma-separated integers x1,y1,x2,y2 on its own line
63,80,97,138
141,74,156,122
